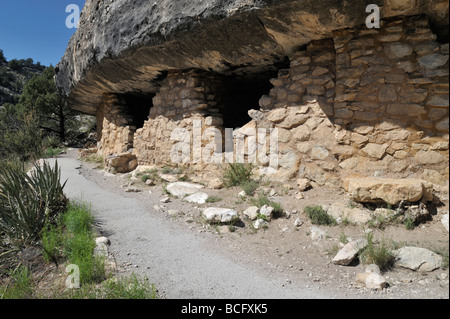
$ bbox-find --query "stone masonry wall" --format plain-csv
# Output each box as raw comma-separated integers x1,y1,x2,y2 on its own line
133,70,224,173
97,94,137,159
245,15,449,188
96,15,448,188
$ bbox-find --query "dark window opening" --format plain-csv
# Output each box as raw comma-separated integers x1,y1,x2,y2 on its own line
220,73,277,129
122,93,154,129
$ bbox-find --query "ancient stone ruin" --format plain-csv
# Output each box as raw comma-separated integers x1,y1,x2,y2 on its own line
56,0,449,196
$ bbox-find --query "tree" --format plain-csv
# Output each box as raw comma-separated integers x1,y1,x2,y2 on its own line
8,59,22,71
19,66,78,143
0,49,6,63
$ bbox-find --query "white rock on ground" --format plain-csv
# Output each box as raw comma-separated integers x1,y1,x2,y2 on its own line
184,192,209,204
332,238,368,266
442,213,449,232
294,218,303,227
356,264,386,290
243,206,259,221
203,207,239,223
166,182,204,198
253,219,268,230
393,246,443,272
365,273,387,290
309,226,326,242
259,205,274,221
94,237,110,258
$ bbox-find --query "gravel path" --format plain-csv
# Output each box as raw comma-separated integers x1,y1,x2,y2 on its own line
50,150,338,299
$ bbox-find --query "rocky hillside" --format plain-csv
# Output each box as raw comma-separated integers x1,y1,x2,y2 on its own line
0,50,46,107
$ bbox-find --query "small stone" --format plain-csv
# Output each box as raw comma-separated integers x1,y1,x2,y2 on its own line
296,178,311,191
260,205,274,221
184,192,209,204
366,273,387,290
294,218,303,227
253,219,268,230
160,197,171,203
243,206,259,221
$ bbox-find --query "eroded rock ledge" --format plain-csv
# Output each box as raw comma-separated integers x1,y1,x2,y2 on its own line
56,0,449,115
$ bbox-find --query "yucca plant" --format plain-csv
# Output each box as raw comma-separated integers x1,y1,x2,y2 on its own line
0,160,67,248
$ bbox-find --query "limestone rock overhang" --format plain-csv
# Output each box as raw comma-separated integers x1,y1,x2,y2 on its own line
55,0,449,116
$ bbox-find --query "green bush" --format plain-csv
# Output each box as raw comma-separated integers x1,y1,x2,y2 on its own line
241,179,259,196
41,221,64,264
62,202,105,285
251,192,284,216
222,163,254,188
359,233,395,271
305,206,337,226
0,266,34,299
0,160,67,247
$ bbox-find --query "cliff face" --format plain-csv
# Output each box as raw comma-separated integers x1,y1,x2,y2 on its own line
56,0,449,115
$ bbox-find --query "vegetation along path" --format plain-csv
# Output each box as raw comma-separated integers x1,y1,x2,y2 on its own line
50,149,339,299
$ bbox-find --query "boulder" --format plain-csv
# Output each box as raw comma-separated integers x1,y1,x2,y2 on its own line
343,177,434,205
393,246,443,272
243,206,260,221
259,205,274,221
332,238,368,266
356,264,387,290
184,192,209,204
166,182,204,198
203,207,239,224
105,153,138,174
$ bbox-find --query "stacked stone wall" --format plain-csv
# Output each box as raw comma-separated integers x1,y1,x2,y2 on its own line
96,15,449,188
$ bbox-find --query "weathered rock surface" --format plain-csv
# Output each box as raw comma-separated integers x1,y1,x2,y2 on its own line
343,177,434,205
203,207,239,224
166,182,204,198
105,153,138,174
56,0,448,115
393,246,443,272
332,238,368,266
243,206,259,221
184,192,209,204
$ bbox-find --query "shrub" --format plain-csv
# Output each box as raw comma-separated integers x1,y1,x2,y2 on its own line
62,202,105,285
101,274,157,299
0,266,34,299
359,233,395,271
222,163,254,188
41,221,64,264
305,206,337,226
251,192,284,217
241,179,259,196
0,160,67,247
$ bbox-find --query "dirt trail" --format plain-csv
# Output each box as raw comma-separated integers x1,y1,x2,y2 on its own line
50,149,339,299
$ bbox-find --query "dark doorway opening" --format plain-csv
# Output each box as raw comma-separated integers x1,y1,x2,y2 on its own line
220,74,275,129
122,93,154,129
